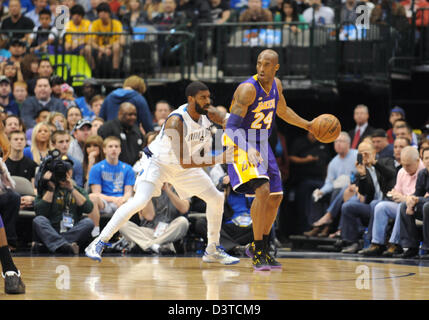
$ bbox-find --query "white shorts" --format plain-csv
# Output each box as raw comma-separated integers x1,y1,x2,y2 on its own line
135,156,215,199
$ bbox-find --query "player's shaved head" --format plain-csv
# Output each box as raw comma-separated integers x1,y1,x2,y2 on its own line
258,49,279,65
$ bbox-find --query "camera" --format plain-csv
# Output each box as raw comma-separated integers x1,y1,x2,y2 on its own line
36,149,74,194
357,153,363,165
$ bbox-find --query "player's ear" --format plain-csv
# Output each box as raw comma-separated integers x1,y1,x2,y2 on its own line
275,64,280,72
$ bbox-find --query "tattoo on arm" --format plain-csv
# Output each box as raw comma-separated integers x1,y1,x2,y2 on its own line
229,84,255,118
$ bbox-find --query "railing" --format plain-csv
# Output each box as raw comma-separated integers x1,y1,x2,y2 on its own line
0,20,419,86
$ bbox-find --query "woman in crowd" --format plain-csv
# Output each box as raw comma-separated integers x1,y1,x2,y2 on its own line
91,117,104,136
282,0,306,32
47,112,68,131
66,106,83,132
89,95,104,118
121,0,149,29
23,122,51,164
82,134,104,188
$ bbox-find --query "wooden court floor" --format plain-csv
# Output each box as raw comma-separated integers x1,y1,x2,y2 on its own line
2,254,429,300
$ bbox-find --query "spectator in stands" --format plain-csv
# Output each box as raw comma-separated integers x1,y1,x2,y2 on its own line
121,0,149,29
420,139,429,158
1,60,24,84
6,130,37,184
387,106,405,143
25,0,54,27
340,0,357,24
239,0,273,22
20,54,39,82
7,39,27,65
348,104,375,149
270,0,284,20
393,120,418,147
119,182,190,255
289,131,332,234
51,130,84,187
357,0,375,17
0,0,34,45
152,0,186,30
153,100,171,131
371,128,394,160
339,141,396,253
144,0,164,22
29,9,59,55
91,116,104,136
360,146,424,257
370,0,408,31
89,95,104,119
47,112,67,131
304,132,357,236
0,0,9,21
98,102,145,165
27,59,55,95
90,2,124,78
87,136,135,237
12,81,28,113
65,5,94,69
32,165,94,255
281,0,307,32
25,108,50,144
302,0,334,25
49,75,64,99
82,134,105,188
75,79,99,120
0,157,21,251
99,75,153,134
59,83,77,109
4,115,24,137
209,0,231,24
0,76,19,116
85,0,101,21
66,106,83,132
398,147,429,259
295,0,310,14
23,121,51,164
393,136,411,171
21,77,67,129
68,119,92,165
6,130,37,211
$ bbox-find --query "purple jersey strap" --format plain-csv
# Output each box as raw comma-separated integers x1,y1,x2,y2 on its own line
0,215,3,229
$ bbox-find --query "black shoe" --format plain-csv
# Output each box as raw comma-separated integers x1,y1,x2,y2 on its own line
359,243,385,256
252,250,270,271
265,251,282,269
382,243,403,257
56,243,79,255
3,270,25,294
394,247,419,259
159,244,176,255
31,242,48,254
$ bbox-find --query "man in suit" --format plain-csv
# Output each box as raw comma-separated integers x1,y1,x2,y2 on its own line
348,104,375,149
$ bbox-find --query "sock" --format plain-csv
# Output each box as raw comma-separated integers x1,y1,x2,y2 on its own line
91,226,100,238
199,188,223,247
263,235,270,252
0,246,18,274
254,240,264,253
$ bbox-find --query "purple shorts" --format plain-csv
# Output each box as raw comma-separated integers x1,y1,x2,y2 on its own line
227,141,283,196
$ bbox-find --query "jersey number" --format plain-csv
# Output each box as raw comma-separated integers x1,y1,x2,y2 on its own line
251,111,273,129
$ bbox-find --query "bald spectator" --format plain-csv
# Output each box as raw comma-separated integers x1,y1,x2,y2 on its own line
348,104,375,149
98,102,145,165
99,75,153,135
21,77,67,129
0,0,34,46
371,129,394,160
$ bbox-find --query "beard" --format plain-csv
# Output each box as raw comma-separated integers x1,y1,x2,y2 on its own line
195,101,209,115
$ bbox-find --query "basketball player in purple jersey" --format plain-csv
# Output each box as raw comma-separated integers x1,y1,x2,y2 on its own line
225,49,316,271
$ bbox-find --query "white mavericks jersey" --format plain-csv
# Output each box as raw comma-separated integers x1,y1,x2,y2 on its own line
148,104,213,166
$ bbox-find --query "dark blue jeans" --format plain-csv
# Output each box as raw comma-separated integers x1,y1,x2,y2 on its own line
0,189,21,246
32,215,94,252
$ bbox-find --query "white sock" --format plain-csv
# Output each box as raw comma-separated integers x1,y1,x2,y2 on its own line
99,181,156,242
91,226,100,238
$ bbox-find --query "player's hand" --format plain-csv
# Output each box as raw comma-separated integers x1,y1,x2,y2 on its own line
307,119,316,136
304,155,319,163
356,162,366,176
207,105,225,124
248,148,263,166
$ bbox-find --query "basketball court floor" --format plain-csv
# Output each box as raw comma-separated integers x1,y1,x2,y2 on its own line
3,250,429,300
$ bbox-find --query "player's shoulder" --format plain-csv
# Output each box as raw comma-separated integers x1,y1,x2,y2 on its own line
274,77,283,89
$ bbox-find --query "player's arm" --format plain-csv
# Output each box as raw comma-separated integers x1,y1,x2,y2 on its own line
207,106,229,128
165,115,231,169
275,78,315,134
225,83,263,165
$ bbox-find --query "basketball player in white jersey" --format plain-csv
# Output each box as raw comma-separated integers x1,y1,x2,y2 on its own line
85,81,240,265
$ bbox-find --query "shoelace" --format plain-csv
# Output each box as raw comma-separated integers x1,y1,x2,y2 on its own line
95,240,111,253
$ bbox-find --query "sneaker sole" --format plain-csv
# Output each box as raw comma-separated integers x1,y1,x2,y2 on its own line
202,257,240,265
253,265,270,271
269,265,282,269
85,250,101,262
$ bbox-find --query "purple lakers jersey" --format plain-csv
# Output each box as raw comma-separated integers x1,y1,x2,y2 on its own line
233,75,280,141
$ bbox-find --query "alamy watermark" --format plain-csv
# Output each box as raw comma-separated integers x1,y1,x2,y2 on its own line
355,5,370,30
355,265,370,290
55,5,70,30
56,265,71,290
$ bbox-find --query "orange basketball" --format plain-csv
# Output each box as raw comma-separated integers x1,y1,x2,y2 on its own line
312,114,341,143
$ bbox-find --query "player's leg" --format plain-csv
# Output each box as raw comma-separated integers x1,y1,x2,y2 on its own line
0,216,25,294
85,180,158,261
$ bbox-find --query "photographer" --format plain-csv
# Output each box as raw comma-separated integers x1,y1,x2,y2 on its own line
339,141,396,253
32,159,94,255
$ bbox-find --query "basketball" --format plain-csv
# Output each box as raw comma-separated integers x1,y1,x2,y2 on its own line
312,114,341,143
